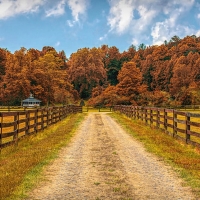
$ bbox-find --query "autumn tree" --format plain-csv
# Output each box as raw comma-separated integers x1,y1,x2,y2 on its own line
68,47,106,99
117,62,147,105
146,45,173,91
31,48,73,105
88,85,124,107
1,34,200,107
0,47,31,105
145,90,170,106
169,55,194,104
0,48,7,78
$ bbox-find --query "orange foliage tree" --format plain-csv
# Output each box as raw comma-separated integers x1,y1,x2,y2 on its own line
0,47,77,106
1,35,200,107
116,62,147,105
68,47,106,99
0,48,31,105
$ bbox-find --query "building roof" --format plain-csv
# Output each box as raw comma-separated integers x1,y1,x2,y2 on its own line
22,94,41,103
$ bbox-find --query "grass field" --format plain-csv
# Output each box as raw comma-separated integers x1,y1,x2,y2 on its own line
110,112,200,198
0,113,85,200
1,108,200,199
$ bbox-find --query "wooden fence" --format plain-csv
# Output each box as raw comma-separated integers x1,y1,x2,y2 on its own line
82,106,112,112
113,105,200,148
0,105,82,149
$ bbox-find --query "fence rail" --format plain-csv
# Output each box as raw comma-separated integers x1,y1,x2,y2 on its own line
82,106,112,112
113,105,200,148
0,105,82,149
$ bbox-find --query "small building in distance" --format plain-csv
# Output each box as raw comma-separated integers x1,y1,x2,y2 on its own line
22,94,41,107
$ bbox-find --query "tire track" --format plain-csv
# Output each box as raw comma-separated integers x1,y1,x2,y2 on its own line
27,113,196,200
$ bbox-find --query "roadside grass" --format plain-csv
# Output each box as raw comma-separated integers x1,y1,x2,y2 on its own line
0,113,85,200
110,112,200,197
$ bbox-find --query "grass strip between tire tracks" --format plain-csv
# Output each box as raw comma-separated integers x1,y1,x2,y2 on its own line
110,112,200,198
0,113,85,200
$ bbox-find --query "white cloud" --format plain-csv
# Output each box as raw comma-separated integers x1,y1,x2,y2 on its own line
0,0,90,22
67,20,74,27
99,34,107,41
0,0,45,19
107,0,197,46
55,41,60,46
131,38,139,46
151,19,197,45
163,0,194,14
133,6,157,32
67,0,89,22
107,0,134,34
196,30,200,37
151,21,171,45
107,0,159,36
198,13,200,19
45,0,66,17
150,0,196,45
66,0,90,27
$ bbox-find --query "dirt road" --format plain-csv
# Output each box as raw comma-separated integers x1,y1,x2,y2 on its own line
27,113,196,200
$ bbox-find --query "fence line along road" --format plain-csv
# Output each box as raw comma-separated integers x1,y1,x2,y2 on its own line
0,105,82,149
113,105,200,148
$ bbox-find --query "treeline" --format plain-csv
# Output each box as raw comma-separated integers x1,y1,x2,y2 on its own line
0,47,79,106
88,35,200,107
0,35,200,106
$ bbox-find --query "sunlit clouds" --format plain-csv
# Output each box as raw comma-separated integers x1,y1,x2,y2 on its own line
0,0,44,19
0,0,199,55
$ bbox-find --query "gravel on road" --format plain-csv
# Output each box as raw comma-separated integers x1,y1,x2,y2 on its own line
27,112,196,200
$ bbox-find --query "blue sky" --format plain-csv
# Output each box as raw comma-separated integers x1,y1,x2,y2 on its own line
0,0,200,58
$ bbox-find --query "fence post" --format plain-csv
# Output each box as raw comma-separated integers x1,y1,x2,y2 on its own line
137,107,139,119
150,108,153,127
130,106,133,118
60,107,62,120
144,108,148,124
186,113,191,143
62,107,66,118
156,109,159,128
128,106,132,118
13,114,18,144
60,107,62,118
35,110,38,133
132,106,135,119
41,109,44,130
172,109,174,136
47,108,50,126
164,109,167,132
173,110,177,137
140,107,143,121
139,107,141,120
0,113,2,152
51,108,54,124
58,107,61,121
25,111,29,135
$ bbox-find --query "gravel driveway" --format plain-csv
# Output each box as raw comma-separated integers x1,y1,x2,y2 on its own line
27,112,196,200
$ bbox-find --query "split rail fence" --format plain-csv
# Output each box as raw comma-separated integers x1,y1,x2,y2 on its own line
113,105,200,148
0,105,82,149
